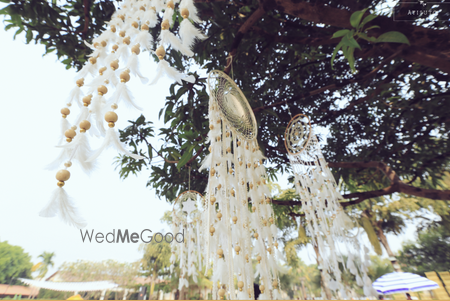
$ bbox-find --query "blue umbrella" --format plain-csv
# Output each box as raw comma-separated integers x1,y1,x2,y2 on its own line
373,272,440,295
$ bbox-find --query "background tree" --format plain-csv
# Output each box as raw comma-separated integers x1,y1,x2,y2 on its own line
34,251,55,280
0,241,33,285
58,259,140,299
139,238,172,299
397,226,450,276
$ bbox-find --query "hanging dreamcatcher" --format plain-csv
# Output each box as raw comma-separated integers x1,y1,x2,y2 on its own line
170,189,205,291
199,70,286,300
41,0,207,228
284,113,376,298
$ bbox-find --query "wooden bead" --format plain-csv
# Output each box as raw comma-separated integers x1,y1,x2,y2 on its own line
131,44,140,55
254,232,259,239
120,71,130,83
256,255,261,263
56,169,70,182
156,45,165,60
210,226,215,236
111,103,118,110
139,5,145,11
161,19,169,30
216,212,222,221
112,44,119,52
141,24,149,31
118,14,125,21
64,129,76,141
210,196,216,205
274,241,279,248
259,285,265,293
110,25,116,33
132,21,138,28
181,8,189,19
119,30,126,37
245,254,249,263
61,108,70,118
57,181,65,187
101,40,107,47
79,120,91,131
231,189,235,197
217,248,223,258
218,288,225,299
76,78,84,87
238,281,244,291
273,280,278,288
252,206,256,212
235,245,241,255
217,184,222,189
269,217,274,224
83,95,92,106
123,37,131,45
108,122,115,128
267,246,272,254
232,216,237,224
97,85,108,95
167,0,174,9
89,57,97,64
105,111,118,123
99,66,107,75
110,60,119,70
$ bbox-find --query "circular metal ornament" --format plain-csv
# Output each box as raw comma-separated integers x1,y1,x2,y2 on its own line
173,190,204,224
207,70,257,140
284,114,312,155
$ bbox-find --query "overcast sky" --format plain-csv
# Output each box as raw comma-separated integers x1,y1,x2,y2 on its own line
0,19,418,280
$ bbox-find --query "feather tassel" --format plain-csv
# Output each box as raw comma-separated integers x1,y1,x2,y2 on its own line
107,82,143,110
58,118,70,144
148,59,195,85
163,8,174,26
56,133,96,174
86,127,145,162
125,53,149,84
179,18,206,50
39,187,87,229
143,9,158,27
180,0,201,23
67,85,84,107
159,30,194,57
134,31,154,51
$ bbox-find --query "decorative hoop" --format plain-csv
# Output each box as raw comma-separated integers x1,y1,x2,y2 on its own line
173,190,204,224
284,114,312,156
207,70,257,141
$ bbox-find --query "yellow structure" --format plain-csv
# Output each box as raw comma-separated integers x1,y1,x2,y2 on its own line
425,271,449,300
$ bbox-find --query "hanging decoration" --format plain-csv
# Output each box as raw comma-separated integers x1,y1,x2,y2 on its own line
42,0,207,228
199,70,286,300
170,190,205,291
284,114,377,298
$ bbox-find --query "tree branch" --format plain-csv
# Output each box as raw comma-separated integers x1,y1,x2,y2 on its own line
271,160,450,211
224,5,266,75
252,49,403,113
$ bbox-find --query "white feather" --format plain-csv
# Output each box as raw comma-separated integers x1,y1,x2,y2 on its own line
90,95,107,136
237,292,248,300
39,187,87,229
45,145,72,170
199,153,211,171
153,0,165,13
179,0,201,23
86,127,145,162
66,85,84,107
115,44,130,61
108,82,143,111
74,107,89,128
126,53,149,84
163,8,174,26
159,30,194,57
135,31,154,51
143,9,158,27
148,59,195,85
69,133,97,174
179,18,206,50
58,117,71,145
258,293,269,300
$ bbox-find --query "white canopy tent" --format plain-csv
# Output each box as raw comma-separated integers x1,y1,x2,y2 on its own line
19,278,120,300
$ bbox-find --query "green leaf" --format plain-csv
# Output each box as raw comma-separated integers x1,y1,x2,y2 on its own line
375,31,410,45
25,30,32,44
341,34,361,50
364,25,380,32
177,145,194,170
357,32,377,43
331,29,350,39
350,8,367,28
360,14,378,28
330,40,344,70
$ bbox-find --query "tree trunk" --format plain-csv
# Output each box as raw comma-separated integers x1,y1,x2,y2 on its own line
376,226,403,272
179,285,186,300
313,244,333,299
300,278,307,300
150,271,157,299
